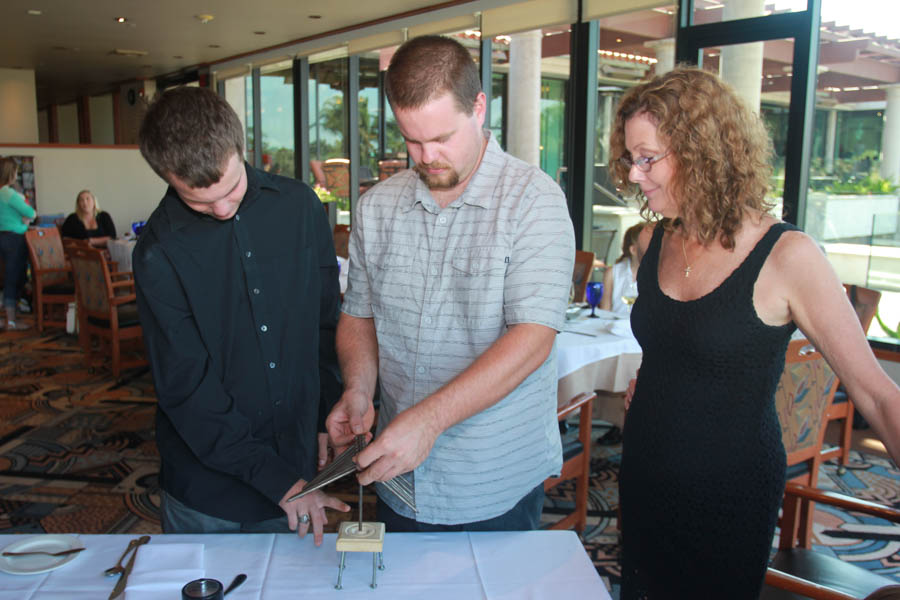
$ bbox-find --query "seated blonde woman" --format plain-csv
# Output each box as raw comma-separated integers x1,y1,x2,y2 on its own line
600,222,644,315
61,189,117,248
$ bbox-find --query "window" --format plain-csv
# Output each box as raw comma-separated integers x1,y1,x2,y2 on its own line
259,61,295,177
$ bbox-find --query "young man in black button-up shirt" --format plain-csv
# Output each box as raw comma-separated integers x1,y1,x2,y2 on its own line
134,86,348,544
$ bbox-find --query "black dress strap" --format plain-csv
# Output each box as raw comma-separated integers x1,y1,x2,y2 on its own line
735,221,798,286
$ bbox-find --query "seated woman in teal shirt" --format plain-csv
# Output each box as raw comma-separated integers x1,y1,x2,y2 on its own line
0,158,36,330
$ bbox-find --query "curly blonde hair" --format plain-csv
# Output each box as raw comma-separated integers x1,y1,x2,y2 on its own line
609,67,773,249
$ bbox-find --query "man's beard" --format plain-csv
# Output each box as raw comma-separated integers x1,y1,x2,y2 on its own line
414,162,460,190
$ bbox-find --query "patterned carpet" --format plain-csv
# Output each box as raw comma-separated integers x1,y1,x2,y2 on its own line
2,323,900,596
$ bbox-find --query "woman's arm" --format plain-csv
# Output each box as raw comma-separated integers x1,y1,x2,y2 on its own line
98,212,117,239
775,233,900,464
600,265,614,310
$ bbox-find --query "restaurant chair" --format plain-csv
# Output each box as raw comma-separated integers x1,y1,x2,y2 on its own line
774,338,839,548
333,224,350,260
572,250,595,303
24,228,74,332
762,482,900,600
68,245,146,379
821,284,882,473
544,391,596,534
322,158,351,199
377,158,407,181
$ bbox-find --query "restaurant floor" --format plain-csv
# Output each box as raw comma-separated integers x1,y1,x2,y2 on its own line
1,320,899,596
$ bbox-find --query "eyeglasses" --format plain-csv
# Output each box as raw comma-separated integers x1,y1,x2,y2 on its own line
618,151,669,172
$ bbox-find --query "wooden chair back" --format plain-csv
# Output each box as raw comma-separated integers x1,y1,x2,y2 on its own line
377,159,407,180
24,228,74,331
544,391,596,533
25,228,69,286
776,338,838,479
774,337,839,549
322,158,351,198
68,245,145,378
572,250,595,304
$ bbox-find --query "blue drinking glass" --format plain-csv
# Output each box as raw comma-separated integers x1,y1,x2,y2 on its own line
585,282,604,318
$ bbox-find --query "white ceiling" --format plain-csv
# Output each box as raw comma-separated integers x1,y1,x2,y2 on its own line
0,0,462,106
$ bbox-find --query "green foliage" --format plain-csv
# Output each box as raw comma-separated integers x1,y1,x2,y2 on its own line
312,184,349,212
875,309,900,339
825,173,898,195
313,184,339,204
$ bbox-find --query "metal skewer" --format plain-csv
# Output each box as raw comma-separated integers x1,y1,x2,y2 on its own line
286,435,364,502
286,434,418,514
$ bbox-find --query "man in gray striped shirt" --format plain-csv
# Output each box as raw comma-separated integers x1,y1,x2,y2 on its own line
327,35,575,530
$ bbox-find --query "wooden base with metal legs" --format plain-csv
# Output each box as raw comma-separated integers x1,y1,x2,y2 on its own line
335,521,385,589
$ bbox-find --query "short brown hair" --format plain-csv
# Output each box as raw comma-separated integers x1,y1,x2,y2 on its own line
609,67,774,249
139,86,244,188
0,158,17,186
385,35,482,115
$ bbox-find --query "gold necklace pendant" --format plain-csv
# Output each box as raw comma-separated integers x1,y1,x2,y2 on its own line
681,236,693,278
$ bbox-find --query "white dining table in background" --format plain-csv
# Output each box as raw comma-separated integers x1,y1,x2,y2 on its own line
0,530,610,599
106,238,137,273
556,308,642,427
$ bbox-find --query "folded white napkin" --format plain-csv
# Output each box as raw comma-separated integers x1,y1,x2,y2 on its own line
124,543,204,600
605,319,633,337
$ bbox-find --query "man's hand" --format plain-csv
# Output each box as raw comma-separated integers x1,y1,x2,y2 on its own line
317,433,330,471
278,479,350,546
355,405,439,486
326,389,375,455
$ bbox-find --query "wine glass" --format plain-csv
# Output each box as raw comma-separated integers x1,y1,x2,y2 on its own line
621,280,638,310
585,282,604,318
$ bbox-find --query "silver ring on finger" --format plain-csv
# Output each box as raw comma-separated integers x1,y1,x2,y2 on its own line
299,513,310,524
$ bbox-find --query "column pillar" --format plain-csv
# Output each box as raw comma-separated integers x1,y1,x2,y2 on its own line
507,30,542,166
646,38,675,76
719,0,765,114
824,108,837,174
881,85,900,183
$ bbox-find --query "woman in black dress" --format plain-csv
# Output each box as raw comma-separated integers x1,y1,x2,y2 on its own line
61,189,117,247
609,67,900,599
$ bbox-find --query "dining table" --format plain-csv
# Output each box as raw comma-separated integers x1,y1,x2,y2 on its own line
0,530,609,599
556,307,642,427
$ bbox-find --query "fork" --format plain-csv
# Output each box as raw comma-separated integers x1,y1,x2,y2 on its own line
3,547,86,557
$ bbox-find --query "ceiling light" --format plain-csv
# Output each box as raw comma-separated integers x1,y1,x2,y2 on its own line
309,15,322,19
254,31,266,35
208,44,221,49
616,38,623,43
27,9,42,16
195,14,214,24
115,16,127,23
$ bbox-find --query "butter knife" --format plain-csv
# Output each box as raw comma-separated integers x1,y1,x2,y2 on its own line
108,536,148,600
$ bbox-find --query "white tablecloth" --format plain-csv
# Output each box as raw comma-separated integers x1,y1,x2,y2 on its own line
0,531,609,599
106,239,137,273
557,308,641,380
